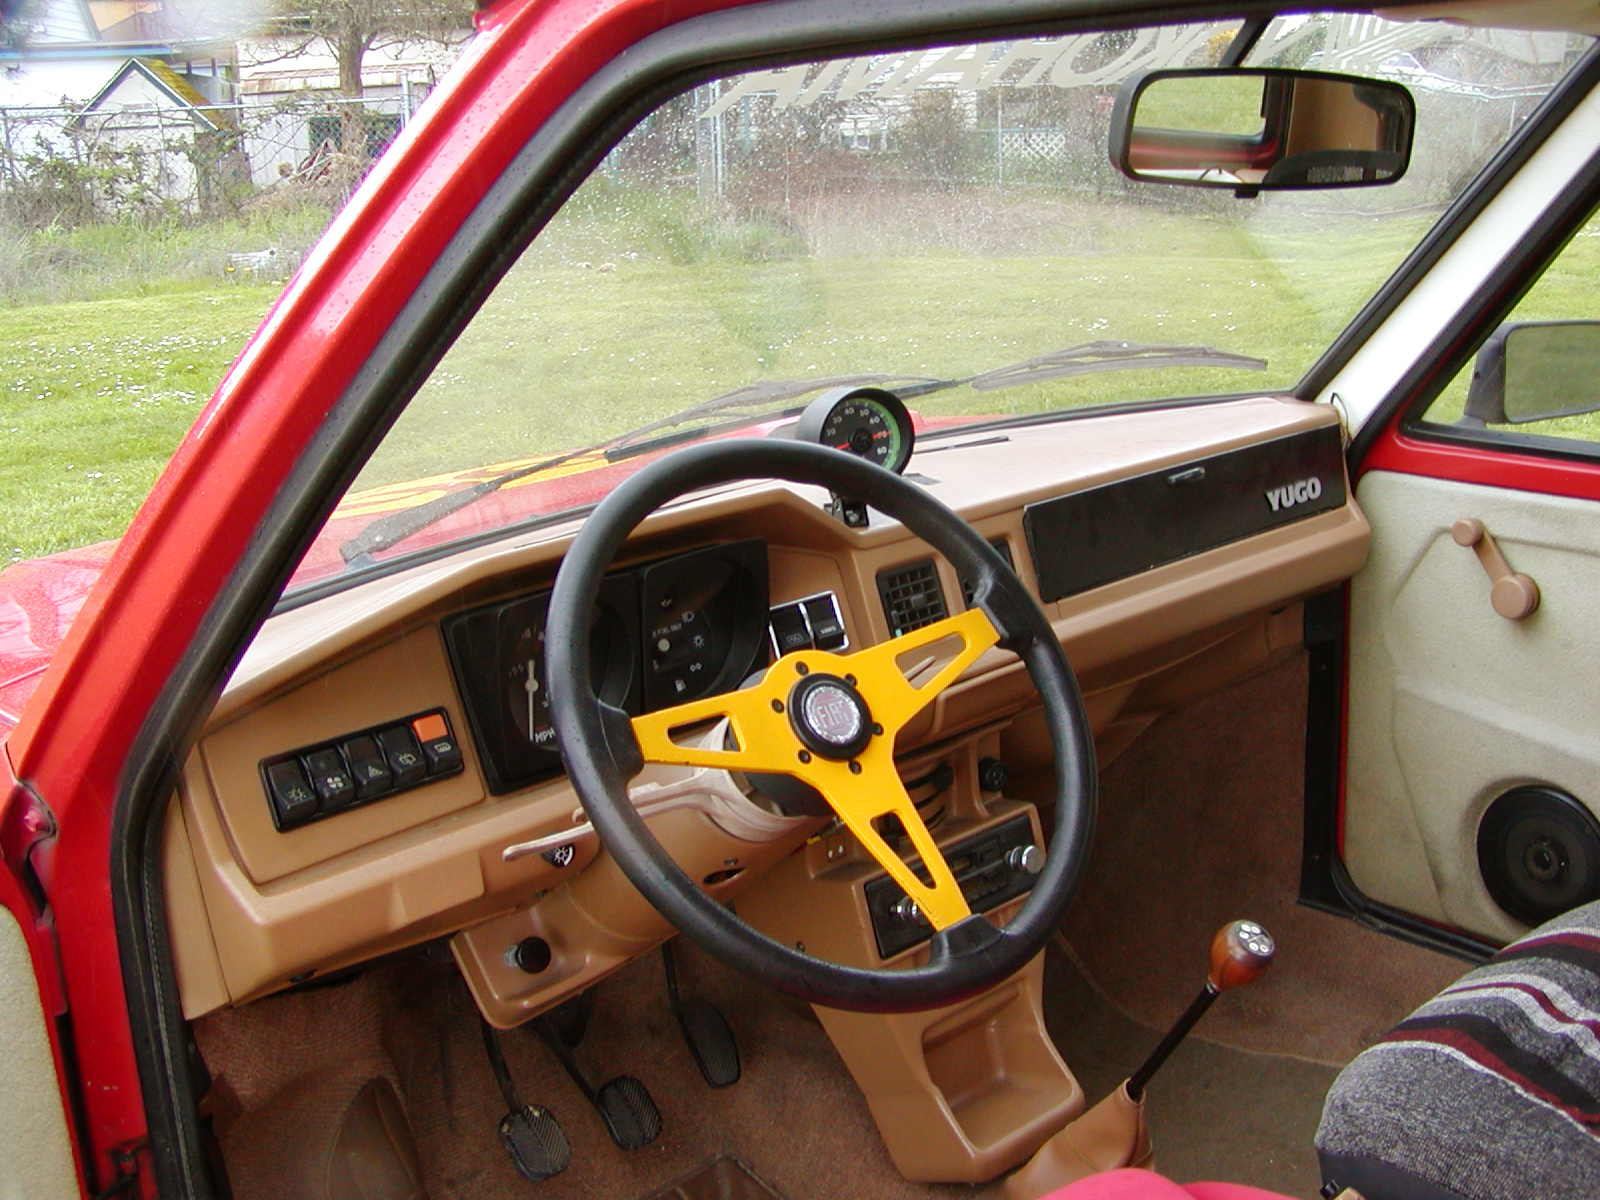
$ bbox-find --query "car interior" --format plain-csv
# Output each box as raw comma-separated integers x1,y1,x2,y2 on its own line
125,5,1600,1200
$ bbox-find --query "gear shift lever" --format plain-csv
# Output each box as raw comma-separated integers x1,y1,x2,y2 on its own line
1126,919,1275,1101
1002,920,1276,1200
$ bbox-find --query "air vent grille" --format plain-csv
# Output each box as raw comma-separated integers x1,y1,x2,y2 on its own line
877,560,947,636
961,539,1016,607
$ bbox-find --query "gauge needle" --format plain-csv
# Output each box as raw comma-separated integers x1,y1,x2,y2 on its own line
526,659,539,738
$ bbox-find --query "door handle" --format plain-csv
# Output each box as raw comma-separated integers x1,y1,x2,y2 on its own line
1452,518,1539,621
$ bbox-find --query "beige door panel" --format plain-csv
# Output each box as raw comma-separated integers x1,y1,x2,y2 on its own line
0,907,80,1200
1347,470,1600,940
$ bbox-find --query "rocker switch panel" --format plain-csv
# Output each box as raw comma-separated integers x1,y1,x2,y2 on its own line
261,708,463,831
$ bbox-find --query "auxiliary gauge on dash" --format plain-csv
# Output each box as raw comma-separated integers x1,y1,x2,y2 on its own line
796,386,915,474
795,386,916,527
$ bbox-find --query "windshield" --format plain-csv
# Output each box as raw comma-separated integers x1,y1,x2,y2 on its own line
286,14,1593,595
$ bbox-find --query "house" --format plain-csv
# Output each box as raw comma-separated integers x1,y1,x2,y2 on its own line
68,55,245,213
0,0,233,108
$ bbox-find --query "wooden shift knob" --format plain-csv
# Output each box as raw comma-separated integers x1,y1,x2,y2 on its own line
1207,920,1275,992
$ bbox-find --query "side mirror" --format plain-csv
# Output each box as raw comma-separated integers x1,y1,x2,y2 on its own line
1462,321,1600,427
1109,68,1414,197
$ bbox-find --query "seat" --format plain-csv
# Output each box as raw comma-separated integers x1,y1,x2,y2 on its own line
1316,899,1600,1200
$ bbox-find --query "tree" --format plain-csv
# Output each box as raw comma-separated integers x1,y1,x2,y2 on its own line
273,0,471,100
264,0,472,157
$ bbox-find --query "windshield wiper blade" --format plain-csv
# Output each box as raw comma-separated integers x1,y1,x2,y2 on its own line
338,447,588,565
605,373,937,454
967,340,1266,391
336,342,1262,567
337,372,938,565
602,373,950,463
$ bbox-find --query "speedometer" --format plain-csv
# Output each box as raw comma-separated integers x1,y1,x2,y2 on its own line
795,386,915,475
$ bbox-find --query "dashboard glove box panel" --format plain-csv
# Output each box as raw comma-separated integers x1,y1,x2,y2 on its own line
1025,424,1346,602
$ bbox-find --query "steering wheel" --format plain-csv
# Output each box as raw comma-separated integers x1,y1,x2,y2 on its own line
546,438,1096,1013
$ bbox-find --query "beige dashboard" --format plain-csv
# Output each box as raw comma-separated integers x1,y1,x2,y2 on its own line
164,394,1367,1022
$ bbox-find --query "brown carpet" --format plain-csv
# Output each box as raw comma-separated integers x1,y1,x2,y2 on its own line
197,936,1347,1200
196,940,1002,1200
1061,650,1465,1067
1043,944,1337,1197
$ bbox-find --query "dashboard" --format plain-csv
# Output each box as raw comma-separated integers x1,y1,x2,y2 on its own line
164,394,1368,1025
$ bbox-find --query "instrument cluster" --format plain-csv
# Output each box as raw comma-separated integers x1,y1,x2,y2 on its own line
442,540,770,794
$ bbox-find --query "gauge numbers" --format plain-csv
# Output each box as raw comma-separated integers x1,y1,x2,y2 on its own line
796,386,915,475
506,611,556,750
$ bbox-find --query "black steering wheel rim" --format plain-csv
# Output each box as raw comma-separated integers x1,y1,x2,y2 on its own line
546,437,1096,1013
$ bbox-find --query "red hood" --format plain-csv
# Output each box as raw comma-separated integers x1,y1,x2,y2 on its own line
0,541,120,729
0,413,985,728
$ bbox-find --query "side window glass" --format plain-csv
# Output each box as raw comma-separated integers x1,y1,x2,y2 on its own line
1418,209,1600,446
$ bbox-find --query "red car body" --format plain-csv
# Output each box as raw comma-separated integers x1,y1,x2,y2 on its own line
8,1,1600,1196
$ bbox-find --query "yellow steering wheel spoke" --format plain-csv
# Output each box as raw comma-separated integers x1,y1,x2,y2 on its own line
838,607,1000,733
629,661,819,775
630,606,1002,931
808,747,971,930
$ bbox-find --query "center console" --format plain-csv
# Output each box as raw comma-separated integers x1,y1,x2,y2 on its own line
735,722,1083,1182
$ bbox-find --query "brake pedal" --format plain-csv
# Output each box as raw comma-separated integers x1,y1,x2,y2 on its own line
663,942,740,1087
479,1018,571,1182
533,1014,663,1150
593,1075,663,1150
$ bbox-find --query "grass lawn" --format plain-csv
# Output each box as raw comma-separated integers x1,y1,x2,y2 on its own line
1,187,1443,565
0,286,281,563
357,191,1431,488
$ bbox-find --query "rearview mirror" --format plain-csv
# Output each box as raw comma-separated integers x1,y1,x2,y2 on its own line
1462,321,1600,426
1109,68,1414,196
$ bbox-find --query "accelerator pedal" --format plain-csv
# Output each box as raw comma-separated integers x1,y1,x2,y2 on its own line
478,1018,571,1182
533,1014,662,1150
663,942,740,1088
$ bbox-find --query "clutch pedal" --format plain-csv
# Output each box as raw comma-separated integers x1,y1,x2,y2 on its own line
478,1017,571,1182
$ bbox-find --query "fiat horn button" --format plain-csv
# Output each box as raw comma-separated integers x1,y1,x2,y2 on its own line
789,673,874,761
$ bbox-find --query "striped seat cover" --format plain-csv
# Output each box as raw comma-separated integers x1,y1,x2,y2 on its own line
1315,900,1600,1200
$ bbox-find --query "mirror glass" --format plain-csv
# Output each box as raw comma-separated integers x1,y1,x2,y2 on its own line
1504,322,1600,423
1116,68,1413,191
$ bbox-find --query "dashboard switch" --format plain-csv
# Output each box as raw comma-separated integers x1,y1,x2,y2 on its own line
770,602,811,655
804,595,847,650
377,726,427,788
303,748,356,811
412,713,464,776
265,760,318,828
411,712,447,742
342,735,393,801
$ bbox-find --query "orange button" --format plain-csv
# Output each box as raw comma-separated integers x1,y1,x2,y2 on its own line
412,712,448,742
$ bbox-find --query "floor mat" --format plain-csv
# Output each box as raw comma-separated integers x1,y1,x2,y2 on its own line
1062,650,1467,1067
